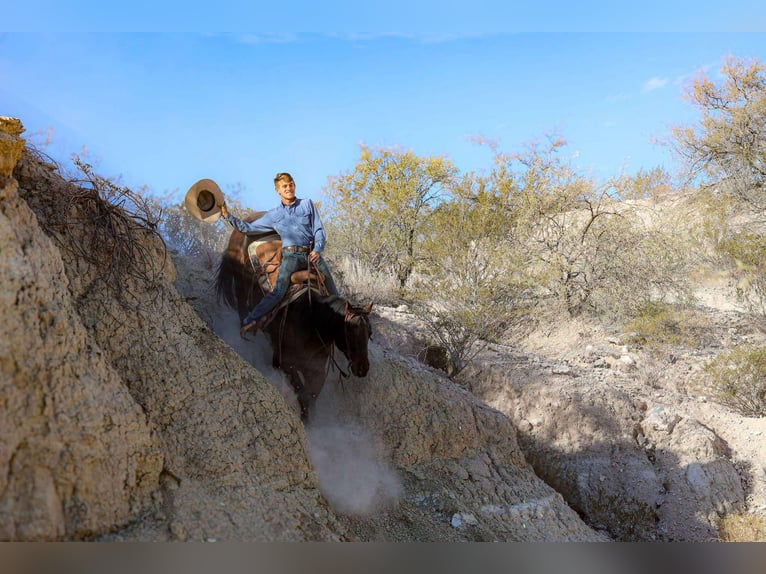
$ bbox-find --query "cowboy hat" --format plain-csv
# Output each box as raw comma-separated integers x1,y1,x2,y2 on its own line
185,178,225,222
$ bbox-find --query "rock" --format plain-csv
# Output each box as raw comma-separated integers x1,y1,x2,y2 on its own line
451,513,478,528
1,131,163,540
644,406,681,433
464,355,752,542
552,364,573,375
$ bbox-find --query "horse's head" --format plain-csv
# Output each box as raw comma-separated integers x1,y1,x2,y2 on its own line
342,302,373,377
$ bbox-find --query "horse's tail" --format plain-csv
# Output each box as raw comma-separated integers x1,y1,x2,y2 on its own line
214,229,260,321
214,250,245,309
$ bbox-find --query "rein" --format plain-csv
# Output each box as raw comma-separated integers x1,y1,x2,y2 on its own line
313,314,352,383
273,287,353,383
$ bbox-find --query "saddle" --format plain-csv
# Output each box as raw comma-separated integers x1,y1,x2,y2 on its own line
247,235,327,295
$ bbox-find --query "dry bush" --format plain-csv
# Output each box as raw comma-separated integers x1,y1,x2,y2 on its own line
16,149,166,316
717,231,766,328
672,56,766,210
625,302,714,351
718,512,766,542
635,352,668,389
705,344,766,417
328,255,401,304
405,234,534,378
323,144,457,289
154,188,253,270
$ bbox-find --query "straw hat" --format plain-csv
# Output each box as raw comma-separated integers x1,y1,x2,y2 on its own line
185,178,225,222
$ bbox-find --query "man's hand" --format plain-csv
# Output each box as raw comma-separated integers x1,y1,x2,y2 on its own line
308,251,320,264
219,202,228,218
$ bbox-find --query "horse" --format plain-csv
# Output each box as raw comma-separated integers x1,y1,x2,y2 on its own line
214,217,373,421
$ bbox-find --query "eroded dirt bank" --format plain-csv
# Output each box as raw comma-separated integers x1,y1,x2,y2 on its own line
1,117,603,541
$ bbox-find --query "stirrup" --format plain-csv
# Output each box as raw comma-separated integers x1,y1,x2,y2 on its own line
240,318,261,340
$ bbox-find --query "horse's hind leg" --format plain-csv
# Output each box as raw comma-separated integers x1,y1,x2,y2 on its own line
286,369,313,422
300,365,328,423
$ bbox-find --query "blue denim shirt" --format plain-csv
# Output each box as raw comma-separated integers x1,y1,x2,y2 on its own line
224,198,327,252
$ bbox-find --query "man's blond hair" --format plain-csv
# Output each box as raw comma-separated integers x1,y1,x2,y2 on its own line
274,172,294,186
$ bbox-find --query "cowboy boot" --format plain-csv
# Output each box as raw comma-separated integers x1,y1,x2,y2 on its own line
240,316,266,340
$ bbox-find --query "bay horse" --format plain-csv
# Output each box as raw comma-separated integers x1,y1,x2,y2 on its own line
214,218,373,421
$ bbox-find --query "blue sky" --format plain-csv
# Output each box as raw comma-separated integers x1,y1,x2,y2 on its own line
2,29,766,208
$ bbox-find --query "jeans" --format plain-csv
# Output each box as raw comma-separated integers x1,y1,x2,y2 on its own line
243,250,339,325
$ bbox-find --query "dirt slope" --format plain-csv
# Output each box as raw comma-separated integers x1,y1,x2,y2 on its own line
1,117,602,541
373,275,766,541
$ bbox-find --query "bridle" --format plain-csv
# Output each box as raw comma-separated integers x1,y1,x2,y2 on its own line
314,301,372,382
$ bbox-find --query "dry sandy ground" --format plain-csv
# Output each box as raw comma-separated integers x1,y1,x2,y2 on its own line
371,271,766,540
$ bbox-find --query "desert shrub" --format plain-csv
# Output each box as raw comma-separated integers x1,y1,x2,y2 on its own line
155,189,252,269
718,512,766,542
406,288,531,379
625,302,711,350
672,55,766,209
323,144,457,290
16,150,166,314
705,344,766,417
479,138,692,319
407,210,534,377
328,255,401,305
717,231,766,327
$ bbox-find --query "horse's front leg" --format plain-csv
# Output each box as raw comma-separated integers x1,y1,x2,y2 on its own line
285,367,311,421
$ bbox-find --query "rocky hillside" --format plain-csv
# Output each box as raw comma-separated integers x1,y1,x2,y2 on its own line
374,282,766,541
0,117,603,541
5,114,764,542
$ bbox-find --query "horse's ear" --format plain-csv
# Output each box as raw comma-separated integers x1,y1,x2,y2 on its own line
363,303,373,314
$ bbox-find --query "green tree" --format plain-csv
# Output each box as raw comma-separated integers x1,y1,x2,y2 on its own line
674,56,766,328
324,144,457,289
672,55,766,208
485,136,691,318
410,172,534,376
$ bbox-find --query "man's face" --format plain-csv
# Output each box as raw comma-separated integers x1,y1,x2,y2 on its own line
276,178,296,204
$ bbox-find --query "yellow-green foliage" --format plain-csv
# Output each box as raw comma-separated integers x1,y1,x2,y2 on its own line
323,136,695,375
323,144,457,289
626,303,710,350
718,512,766,542
716,232,766,322
491,141,691,319
672,55,766,207
155,188,250,268
705,344,766,417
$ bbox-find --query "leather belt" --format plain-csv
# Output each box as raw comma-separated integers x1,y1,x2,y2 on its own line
283,245,312,254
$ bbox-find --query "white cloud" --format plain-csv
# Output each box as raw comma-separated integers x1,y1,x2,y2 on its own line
233,33,300,45
605,92,630,103
642,76,669,92
328,32,497,44
673,61,715,86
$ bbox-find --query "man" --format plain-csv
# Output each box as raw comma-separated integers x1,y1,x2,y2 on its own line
220,172,339,338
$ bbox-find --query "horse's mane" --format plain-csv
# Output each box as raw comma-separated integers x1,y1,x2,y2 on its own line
317,294,346,315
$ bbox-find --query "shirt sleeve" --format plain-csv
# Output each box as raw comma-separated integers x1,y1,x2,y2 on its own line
308,200,327,253
224,211,276,235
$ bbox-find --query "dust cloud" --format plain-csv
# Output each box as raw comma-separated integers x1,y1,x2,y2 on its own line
306,385,402,517
213,305,402,516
